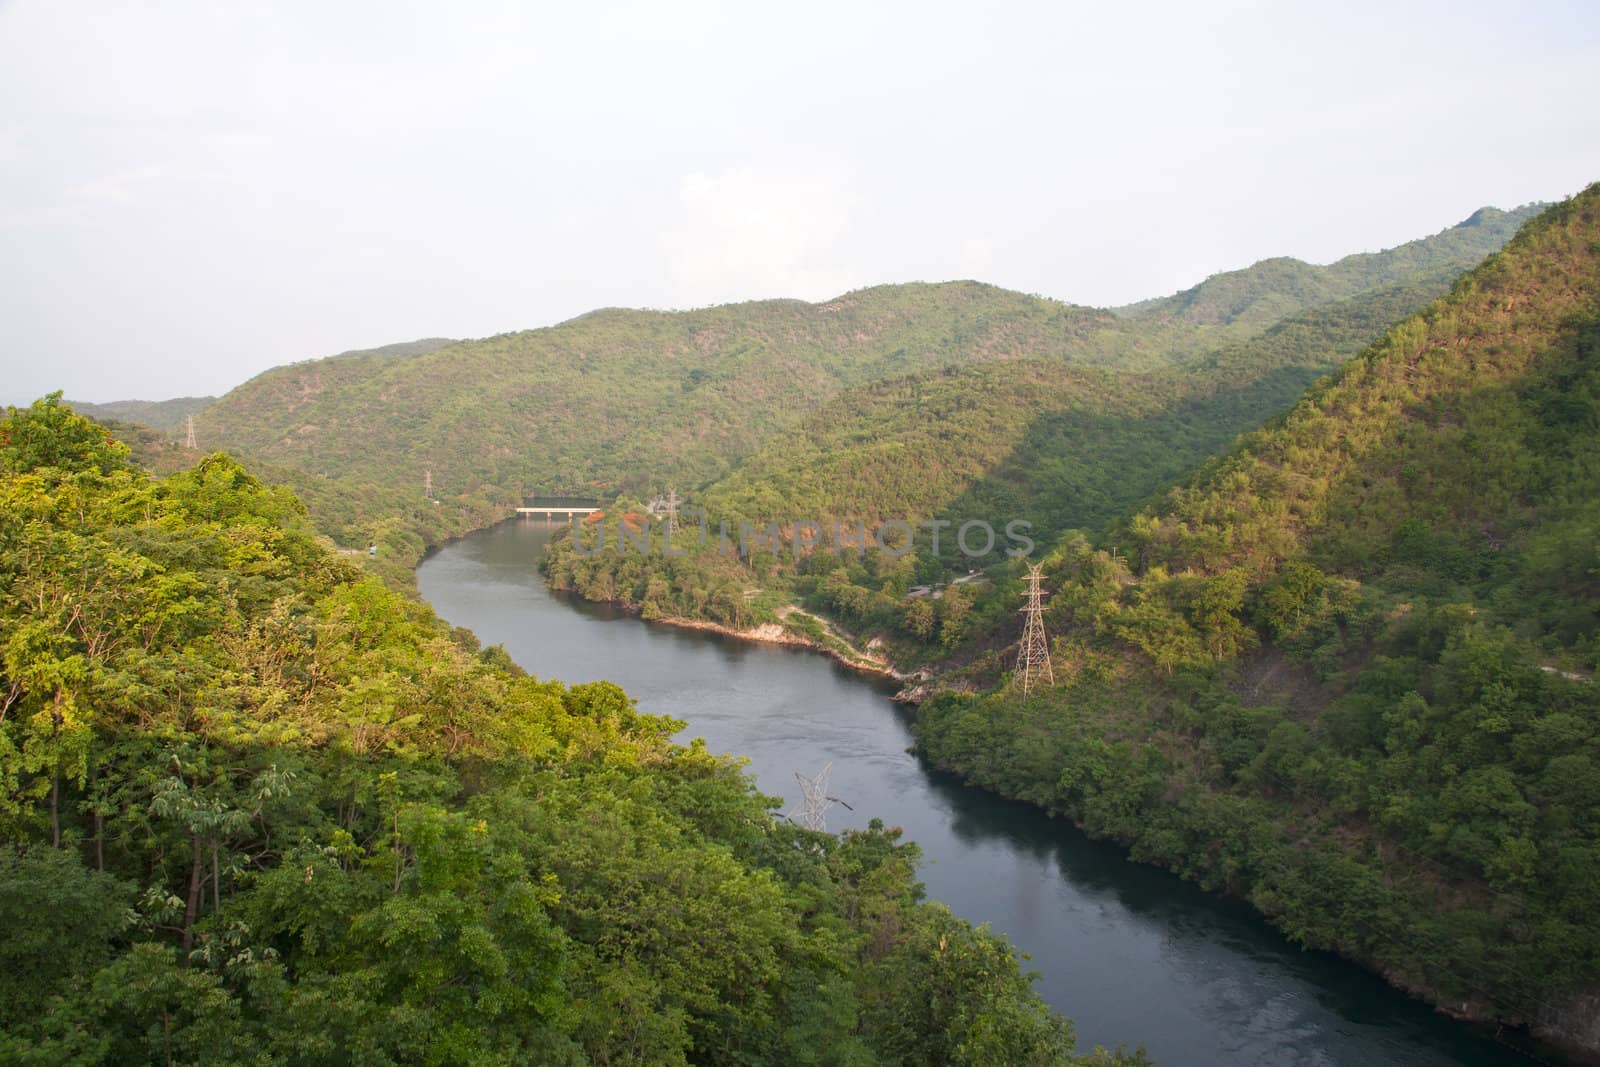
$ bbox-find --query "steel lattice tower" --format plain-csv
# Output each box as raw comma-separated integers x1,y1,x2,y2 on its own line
184,414,197,450
1015,563,1054,694
795,763,834,831
793,762,851,832
655,487,681,534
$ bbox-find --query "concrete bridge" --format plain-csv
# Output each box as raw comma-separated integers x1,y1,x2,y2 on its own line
516,496,602,520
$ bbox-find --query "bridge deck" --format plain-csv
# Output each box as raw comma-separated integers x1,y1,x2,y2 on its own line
515,506,602,516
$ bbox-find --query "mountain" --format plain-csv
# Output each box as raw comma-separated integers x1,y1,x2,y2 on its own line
696,264,1486,539
59,187,1592,1053
194,283,1128,503
68,395,215,431
914,184,1600,1054
66,341,458,438
1116,203,1544,329
540,236,1540,655
191,207,1536,513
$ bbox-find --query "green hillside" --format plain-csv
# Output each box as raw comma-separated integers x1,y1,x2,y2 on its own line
195,284,1121,501
46,188,1589,1053
913,185,1600,1050
1117,204,1543,328
70,339,456,440
0,397,1146,1066
540,258,1530,656
68,396,215,432
190,207,1534,532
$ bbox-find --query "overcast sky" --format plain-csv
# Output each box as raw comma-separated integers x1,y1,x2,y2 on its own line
2,1,1596,403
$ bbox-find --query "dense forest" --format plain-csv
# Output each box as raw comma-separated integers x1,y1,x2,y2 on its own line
157,203,1536,580
538,189,1600,1052
538,235,1541,663
0,397,1148,1065
58,191,1596,1054
914,185,1600,1050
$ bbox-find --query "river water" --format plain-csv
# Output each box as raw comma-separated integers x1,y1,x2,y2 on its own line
417,519,1548,1066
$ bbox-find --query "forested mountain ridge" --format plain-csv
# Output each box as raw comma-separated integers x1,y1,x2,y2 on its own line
0,396,1147,1066
181,205,1537,525
193,283,1117,501
540,234,1542,662
690,262,1488,537
68,396,215,432
68,341,457,436
1116,203,1544,329
914,183,1600,1054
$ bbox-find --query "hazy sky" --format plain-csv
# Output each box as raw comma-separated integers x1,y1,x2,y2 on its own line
2,1,1597,403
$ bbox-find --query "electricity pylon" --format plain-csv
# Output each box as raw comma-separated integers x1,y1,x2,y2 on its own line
793,762,852,832
1015,563,1054,695
648,487,681,534
184,414,197,450
424,469,433,499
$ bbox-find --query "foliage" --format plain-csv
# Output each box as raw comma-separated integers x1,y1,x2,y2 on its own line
0,399,1136,1065
914,185,1600,1031
540,215,1532,667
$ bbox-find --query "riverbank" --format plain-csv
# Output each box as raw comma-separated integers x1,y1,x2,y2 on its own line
418,518,1549,1066
621,602,910,680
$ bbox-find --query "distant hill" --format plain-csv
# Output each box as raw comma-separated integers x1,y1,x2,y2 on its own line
195,283,1122,500
323,337,456,361
692,263,1484,546
1116,203,1545,329
68,395,214,432
68,339,456,436
193,207,1535,519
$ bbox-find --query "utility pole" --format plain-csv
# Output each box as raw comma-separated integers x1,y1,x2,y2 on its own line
423,469,432,500
1015,562,1054,695
184,414,197,450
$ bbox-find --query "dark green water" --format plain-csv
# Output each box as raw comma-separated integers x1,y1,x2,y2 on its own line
417,520,1553,1067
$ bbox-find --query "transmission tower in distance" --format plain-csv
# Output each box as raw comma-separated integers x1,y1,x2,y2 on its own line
794,762,852,832
184,414,197,450
423,468,433,500
648,487,681,534
1015,562,1054,695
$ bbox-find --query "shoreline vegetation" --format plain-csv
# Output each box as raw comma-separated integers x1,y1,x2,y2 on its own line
0,396,1145,1066
504,189,1600,1061
62,189,1600,1062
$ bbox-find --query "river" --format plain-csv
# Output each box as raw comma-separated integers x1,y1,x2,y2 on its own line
417,519,1548,1066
